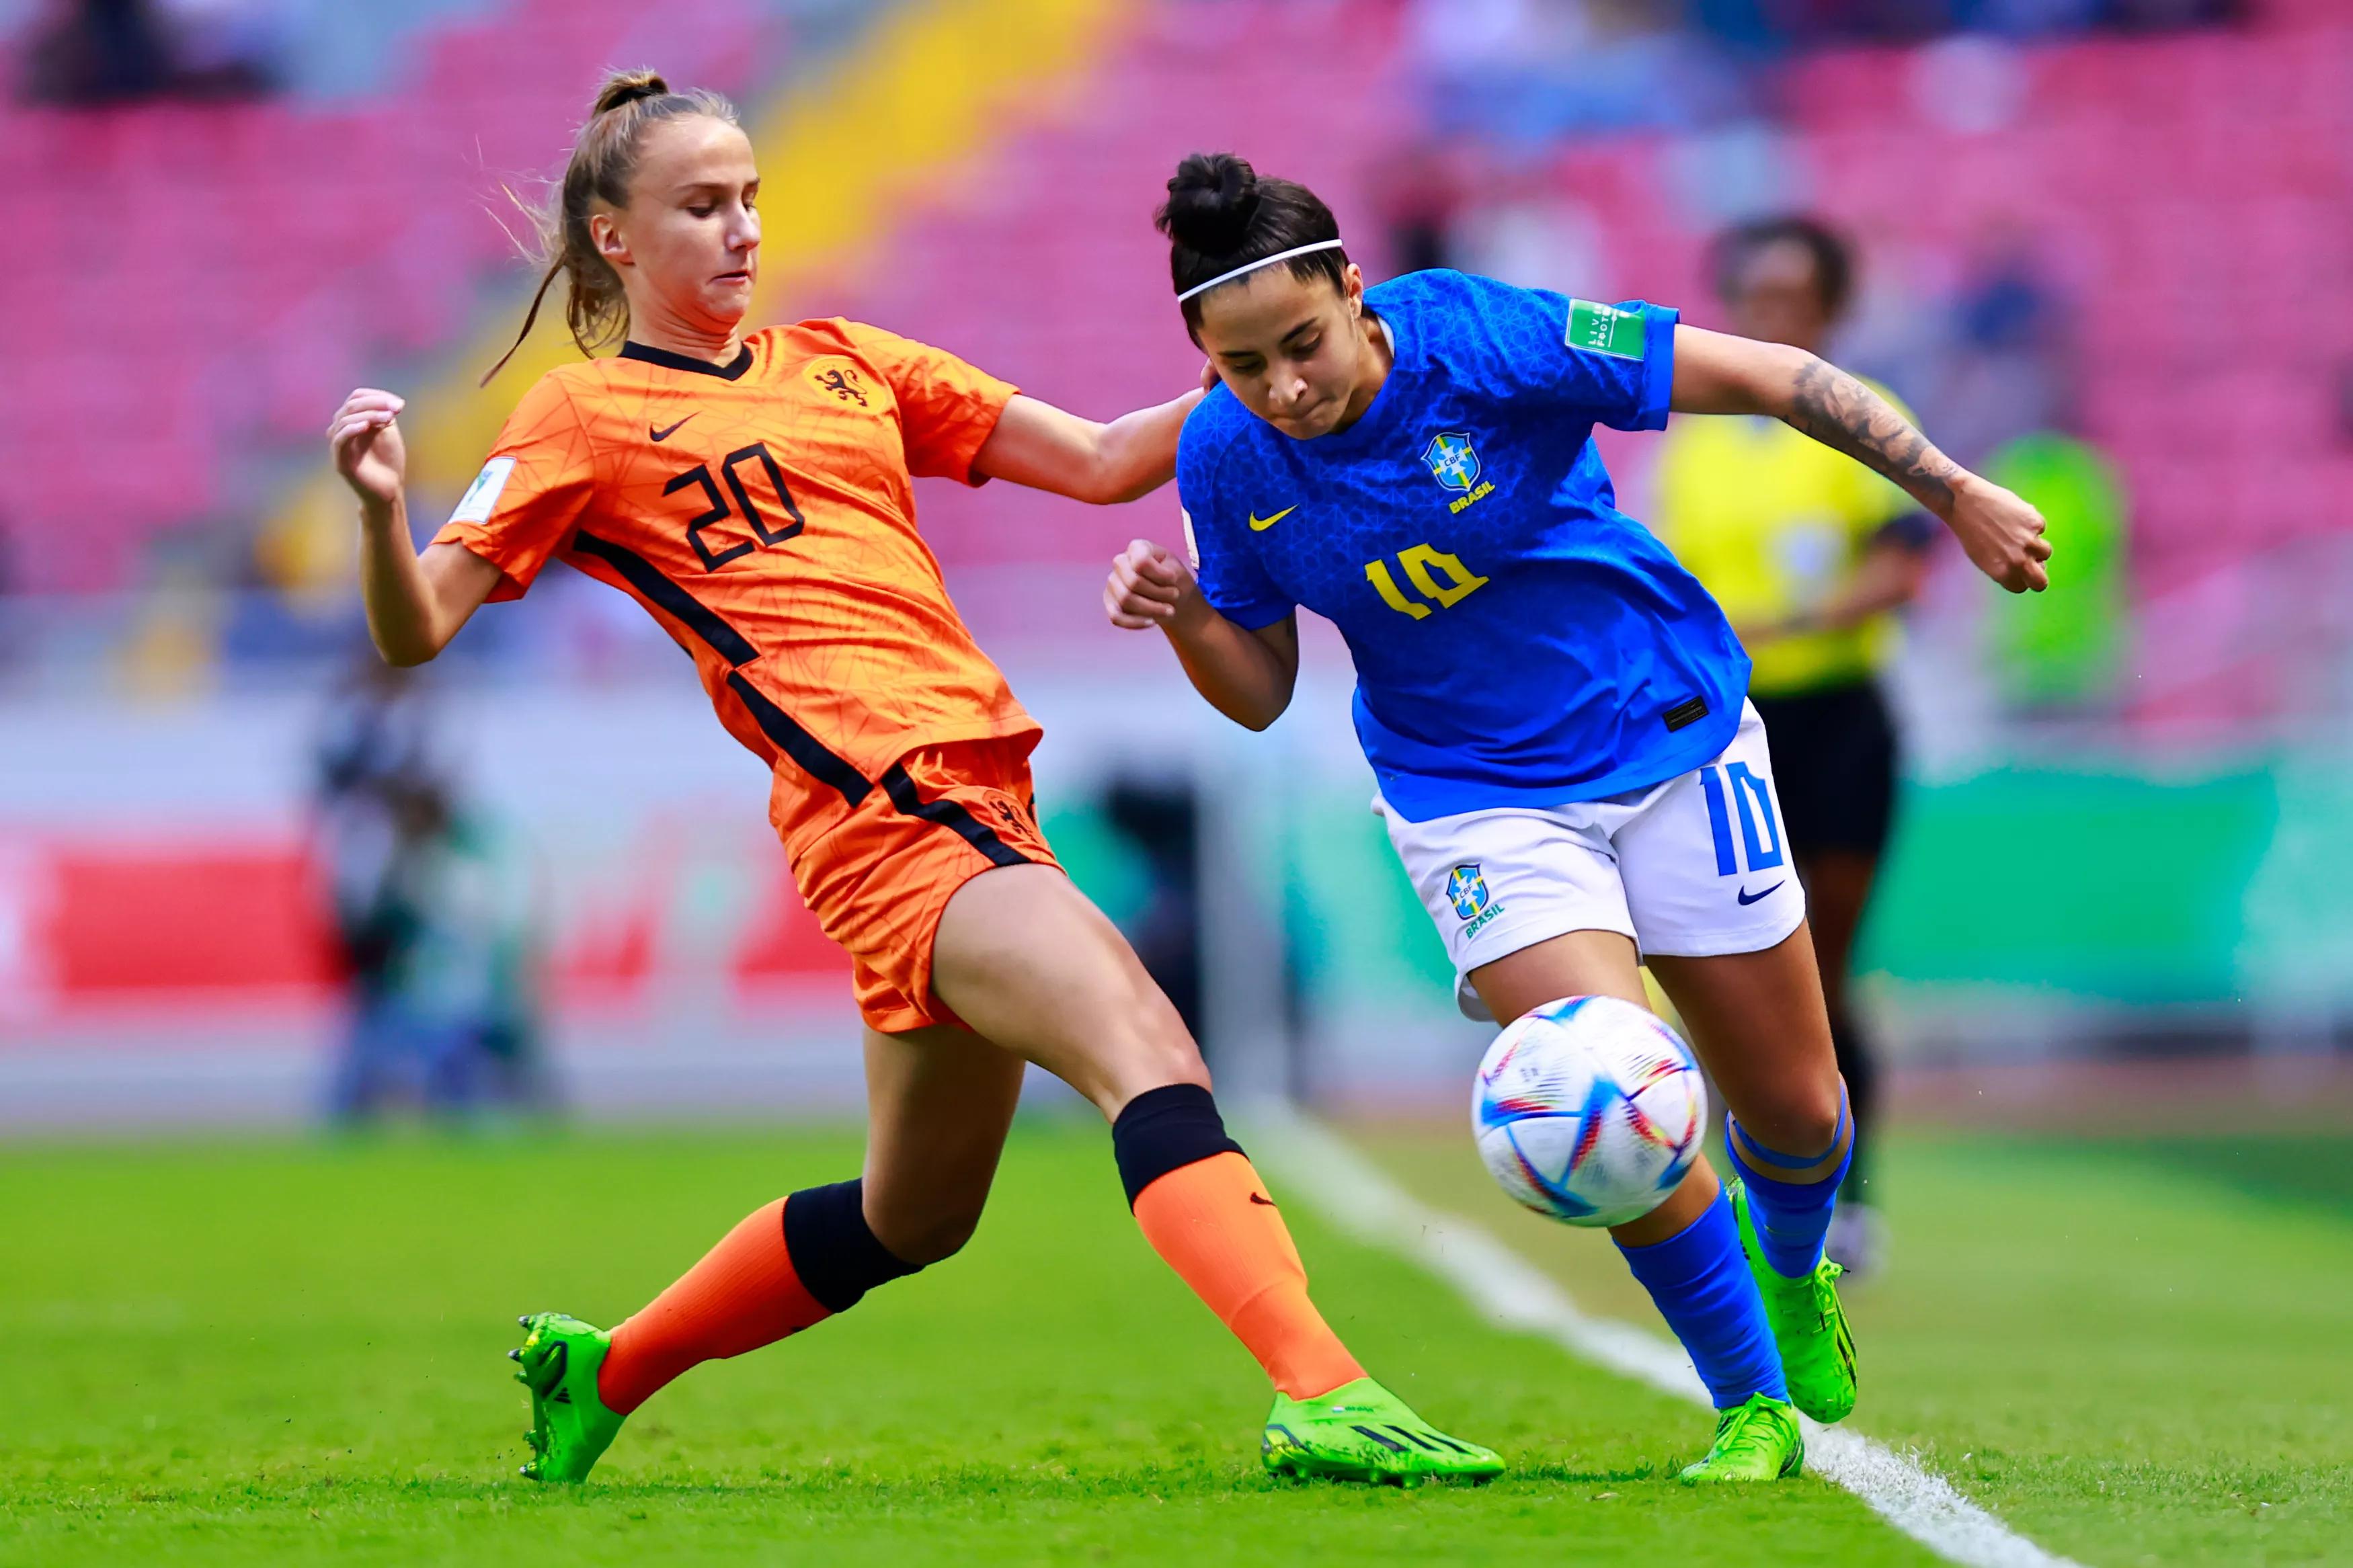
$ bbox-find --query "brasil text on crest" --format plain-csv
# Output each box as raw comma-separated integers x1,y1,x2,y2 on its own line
1423,431,1494,513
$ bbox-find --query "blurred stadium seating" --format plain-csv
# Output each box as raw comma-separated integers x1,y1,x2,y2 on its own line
3,0,2350,1118
5,0,2344,731
0,0,784,593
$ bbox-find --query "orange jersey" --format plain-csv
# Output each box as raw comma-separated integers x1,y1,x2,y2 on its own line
434,321,1039,823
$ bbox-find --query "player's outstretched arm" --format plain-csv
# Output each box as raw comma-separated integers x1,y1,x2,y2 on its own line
974,390,1207,504
1104,540,1298,731
327,388,504,666
1669,325,2052,593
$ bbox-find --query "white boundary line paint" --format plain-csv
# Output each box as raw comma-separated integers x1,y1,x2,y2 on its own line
1248,1110,2083,1568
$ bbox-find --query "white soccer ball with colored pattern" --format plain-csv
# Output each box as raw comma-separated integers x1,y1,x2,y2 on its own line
1471,995,1708,1228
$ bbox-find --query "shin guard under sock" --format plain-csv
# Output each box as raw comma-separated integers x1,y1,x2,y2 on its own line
1616,1188,1788,1408
596,1180,918,1413
1114,1083,1365,1399
1726,1094,1854,1279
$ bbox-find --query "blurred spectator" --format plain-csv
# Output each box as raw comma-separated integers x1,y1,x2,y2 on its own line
1980,429,2128,709
0,526,19,674
1103,778,1205,1040
1679,0,2238,46
155,0,284,97
1404,0,1751,145
1650,216,1936,1276
22,0,170,103
21,0,280,106
1443,165,1612,299
1930,223,2072,467
315,657,547,1120
1371,141,1464,278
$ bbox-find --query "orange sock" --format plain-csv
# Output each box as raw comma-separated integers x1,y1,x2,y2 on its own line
595,1197,831,1414
1131,1151,1366,1399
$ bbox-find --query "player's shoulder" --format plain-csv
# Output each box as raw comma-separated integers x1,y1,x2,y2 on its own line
770,317,951,367
523,358,607,399
493,360,602,443
1375,269,1581,378
1369,267,1537,326
756,319,864,357
1177,383,1260,480
728,319,870,376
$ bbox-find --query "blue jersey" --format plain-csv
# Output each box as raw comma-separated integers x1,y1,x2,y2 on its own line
1179,269,1751,823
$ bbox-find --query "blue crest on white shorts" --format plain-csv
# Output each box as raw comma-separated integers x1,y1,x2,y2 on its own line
1446,864,1491,921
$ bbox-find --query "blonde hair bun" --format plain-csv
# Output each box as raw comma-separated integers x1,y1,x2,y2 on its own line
592,69,670,116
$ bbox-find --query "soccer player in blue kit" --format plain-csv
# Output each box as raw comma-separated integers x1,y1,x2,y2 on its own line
1106,155,2051,1482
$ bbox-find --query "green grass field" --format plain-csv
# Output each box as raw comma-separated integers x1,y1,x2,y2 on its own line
4,1120,2347,1566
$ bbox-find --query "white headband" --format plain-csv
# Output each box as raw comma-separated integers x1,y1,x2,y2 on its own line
1175,239,1346,304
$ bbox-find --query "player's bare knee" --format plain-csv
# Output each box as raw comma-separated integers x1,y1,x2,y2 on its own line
870,1188,989,1266
1134,1009,1211,1094
892,1207,984,1267
1736,1084,1842,1163
1084,980,1209,1101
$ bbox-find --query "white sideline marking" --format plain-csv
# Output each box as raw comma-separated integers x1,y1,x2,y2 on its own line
1250,1110,2083,1568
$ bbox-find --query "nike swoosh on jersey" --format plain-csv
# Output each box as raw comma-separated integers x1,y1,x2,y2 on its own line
649,415,696,442
1248,505,1298,532
1736,881,1785,905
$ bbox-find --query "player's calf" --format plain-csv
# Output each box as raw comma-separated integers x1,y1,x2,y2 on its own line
1115,1082,1505,1481
1724,1081,1859,1429
515,1181,928,1481
1615,1174,1795,1444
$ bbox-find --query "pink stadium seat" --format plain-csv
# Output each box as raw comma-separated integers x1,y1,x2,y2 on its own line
3,0,2342,711
0,0,776,593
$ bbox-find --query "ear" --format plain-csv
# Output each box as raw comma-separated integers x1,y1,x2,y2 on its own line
1341,262,1366,316
589,210,631,268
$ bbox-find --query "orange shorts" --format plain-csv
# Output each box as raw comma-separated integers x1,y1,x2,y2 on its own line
777,735,1061,1034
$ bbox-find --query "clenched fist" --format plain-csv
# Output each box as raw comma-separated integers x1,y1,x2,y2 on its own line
1947,471,2052,593
1104,538,1207,632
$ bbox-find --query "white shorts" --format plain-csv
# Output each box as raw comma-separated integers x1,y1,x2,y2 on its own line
1377,701,1806,1022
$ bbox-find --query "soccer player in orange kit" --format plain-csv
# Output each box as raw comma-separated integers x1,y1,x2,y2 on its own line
325,71,1502,1487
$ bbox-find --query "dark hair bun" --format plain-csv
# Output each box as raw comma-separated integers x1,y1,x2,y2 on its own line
592,69,670,117
1160,152,1260,256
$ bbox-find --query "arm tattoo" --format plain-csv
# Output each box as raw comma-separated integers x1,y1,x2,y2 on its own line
1788,358,1959,513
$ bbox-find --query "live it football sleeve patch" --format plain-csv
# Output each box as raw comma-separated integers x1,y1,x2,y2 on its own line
1567,299,1645,360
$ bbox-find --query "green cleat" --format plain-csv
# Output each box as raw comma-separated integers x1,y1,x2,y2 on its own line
509,1312,625,1483
1730,1179,1858,1425
1678,1393,1804,1483
1261,1376,1505,1487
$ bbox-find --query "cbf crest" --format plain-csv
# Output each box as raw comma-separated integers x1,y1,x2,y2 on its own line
1446,864,1492,921
1423,431,1481,492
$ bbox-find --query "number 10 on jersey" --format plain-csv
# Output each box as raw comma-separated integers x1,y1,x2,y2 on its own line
1367,544,1490,620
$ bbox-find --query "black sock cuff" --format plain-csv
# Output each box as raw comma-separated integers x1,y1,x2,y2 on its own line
1111,1083,1244,1208
781,1178,920,1314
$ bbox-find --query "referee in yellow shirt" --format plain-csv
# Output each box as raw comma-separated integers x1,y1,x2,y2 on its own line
1653,218,1935,1276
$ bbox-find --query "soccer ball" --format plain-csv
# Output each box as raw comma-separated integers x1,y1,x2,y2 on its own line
1470,995,1708,1228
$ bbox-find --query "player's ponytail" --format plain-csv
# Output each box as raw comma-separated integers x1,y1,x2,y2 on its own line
483,69,740,385
1156,152,1348,339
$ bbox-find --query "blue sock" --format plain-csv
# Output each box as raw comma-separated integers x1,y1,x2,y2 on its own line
1726,1096,1854,1279
1616,1188,1787,1409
